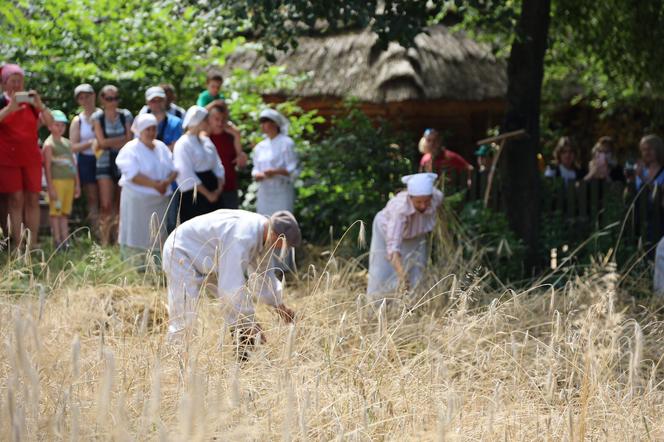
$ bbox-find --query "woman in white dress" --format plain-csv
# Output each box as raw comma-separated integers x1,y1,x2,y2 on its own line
170,105,225,229
367,173,443,305
115,114,177,264
252,108,299,215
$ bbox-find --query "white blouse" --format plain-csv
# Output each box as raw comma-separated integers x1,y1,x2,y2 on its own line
251,133,299,181
173,134,225,192
115,139,176,196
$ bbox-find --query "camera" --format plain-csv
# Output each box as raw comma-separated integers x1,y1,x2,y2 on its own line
14,92,35,105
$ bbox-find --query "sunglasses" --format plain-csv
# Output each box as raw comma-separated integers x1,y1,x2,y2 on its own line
103,95,119,102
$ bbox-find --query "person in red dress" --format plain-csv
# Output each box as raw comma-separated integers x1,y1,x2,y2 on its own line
208,102,247,209
0,63,55,249
418,129,473,186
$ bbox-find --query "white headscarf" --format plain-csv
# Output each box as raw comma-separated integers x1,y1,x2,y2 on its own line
131,113,158,136
183,105,208,129
401,173,438,196
259,108,289,135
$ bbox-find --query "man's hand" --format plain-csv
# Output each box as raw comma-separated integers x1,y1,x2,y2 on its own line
254,172,265,182
74,185,81,199
275,304,295,323
233,151,248,168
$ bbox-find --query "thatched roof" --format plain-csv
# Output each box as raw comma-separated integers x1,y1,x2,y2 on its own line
224,25,507,103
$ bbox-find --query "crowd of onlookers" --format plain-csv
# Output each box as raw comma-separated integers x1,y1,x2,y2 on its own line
0,64,298,261
543,134,664,189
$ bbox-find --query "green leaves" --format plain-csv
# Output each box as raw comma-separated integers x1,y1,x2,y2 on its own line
294,106,413,242
0,0,235,114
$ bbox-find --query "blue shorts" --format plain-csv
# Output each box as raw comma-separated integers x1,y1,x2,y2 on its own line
78,153,97,184
96,149,121,182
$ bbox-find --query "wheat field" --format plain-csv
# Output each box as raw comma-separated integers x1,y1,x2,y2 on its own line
1,236,663,441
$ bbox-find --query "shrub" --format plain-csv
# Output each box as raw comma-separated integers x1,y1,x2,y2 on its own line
295,107,413,242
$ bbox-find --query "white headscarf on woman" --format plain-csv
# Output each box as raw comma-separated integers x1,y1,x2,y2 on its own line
259,108,289,135
183,105,208,129
401,173,438,196
131,113,158,136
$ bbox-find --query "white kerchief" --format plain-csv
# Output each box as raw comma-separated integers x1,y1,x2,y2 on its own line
401,173,438,196
183,105,208,129
131,113,158,136
259,108,289,135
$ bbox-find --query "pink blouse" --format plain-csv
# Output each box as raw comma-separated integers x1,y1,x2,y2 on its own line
375,189,443,256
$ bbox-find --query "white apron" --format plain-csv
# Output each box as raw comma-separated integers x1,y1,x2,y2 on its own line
366,215,428,303
256,175,295,216
119,186,170,251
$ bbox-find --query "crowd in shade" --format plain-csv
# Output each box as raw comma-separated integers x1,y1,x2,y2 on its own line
543,134,664,188
3,61,664,358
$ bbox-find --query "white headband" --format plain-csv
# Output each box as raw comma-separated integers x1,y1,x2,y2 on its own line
401,173,438,196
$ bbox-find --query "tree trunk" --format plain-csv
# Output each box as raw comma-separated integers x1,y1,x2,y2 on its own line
500,0,551,269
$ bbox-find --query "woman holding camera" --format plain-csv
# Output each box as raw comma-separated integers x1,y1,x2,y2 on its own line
584,136,624,182
0,63,54,249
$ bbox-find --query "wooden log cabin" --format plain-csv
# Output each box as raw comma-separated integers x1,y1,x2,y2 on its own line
222,25,507,160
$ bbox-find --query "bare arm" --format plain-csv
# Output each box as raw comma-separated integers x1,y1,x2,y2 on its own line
93,118,126,150
132,173,161,190
32,91,54,128
264,168,290,177
70,116,94,153
388,252,408,288
196,183,217,202
224,126,247,168
123,118,132,145
0,95,20,123
43,144,57,200
72,152,81,198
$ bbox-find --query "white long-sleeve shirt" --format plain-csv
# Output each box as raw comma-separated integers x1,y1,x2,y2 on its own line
251,133,299,180
164,209,283,317
115,139,176,196
173,133,225,192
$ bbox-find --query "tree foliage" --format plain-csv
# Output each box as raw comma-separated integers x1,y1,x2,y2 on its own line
0,0,242,113
295,108,412,242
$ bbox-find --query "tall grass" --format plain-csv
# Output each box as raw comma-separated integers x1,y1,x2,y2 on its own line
0,228,663,440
